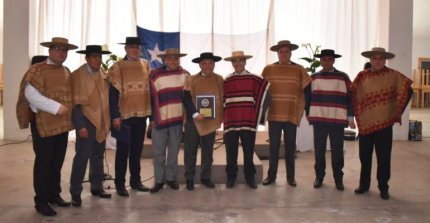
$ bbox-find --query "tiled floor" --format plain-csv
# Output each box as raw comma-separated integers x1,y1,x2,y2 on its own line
0,108,429,222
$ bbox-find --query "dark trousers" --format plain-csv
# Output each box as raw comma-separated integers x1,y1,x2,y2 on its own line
224,130,256,181
30,121,69,205
313,125,344,182
114,117,147,187
70,120,105,196
184,120,215,180
358,126,393,192
267,121,297,180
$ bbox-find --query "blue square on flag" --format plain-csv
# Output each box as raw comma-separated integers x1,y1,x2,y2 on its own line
137,26,180,69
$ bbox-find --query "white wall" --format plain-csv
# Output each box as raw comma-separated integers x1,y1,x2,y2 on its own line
412,0,430,69
3,0,31,140
0,0,3,64
387,0,413,140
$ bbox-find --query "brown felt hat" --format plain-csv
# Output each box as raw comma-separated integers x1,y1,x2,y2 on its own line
270,40,298,52
223,51,253,61
40,37,78,50
361,47,395,59
157,48,187,58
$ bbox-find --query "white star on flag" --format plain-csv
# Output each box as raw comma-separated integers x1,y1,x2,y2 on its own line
147,43,164,64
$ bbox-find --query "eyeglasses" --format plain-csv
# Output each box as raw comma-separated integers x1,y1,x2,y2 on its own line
50,46,69,52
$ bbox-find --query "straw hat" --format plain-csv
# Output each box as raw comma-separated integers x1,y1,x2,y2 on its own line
223,51,253,61
157,48,187,58
270,40,298,52
361,47,395,59
40,37,78,50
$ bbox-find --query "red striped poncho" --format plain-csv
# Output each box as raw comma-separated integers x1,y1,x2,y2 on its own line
223,71,270,133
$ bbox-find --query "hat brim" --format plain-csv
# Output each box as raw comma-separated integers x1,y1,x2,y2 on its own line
270,44,299,52
314,54,342,58
158,53,187,58
40,42,78,50
361,51,395,59
118,42,147,45
224,55,253,61
192,56,222,63
76,50,111,55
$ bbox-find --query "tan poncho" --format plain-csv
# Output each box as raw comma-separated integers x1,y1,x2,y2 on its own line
262,64,311,125
350,67,412,135
16,62,73,137
184,73,224,136
108,59,151,119
72,64,110,142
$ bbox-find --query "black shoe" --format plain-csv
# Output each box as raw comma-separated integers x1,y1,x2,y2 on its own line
262,177,276,186
335,181,345,191
150,183,165,193
91,189,112,199
201,179,215,188
166,181,179,190
287,178,297,187
226,179,235,189
71,194,82,207
354,186,369,194
313,178,323,189
116,186,129,197
35,203,57,216
246,179,258,189
49,195,71,207
380,191,390,200
130,182,150,192
186,180,194,191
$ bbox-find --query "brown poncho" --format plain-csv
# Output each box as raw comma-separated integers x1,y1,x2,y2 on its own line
16,62,73,137
72,64,110,142
184,73,224,136
108,59,151,119
350,67,412,135
262,64,311,125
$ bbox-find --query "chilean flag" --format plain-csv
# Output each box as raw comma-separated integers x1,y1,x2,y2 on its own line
137,26,180,69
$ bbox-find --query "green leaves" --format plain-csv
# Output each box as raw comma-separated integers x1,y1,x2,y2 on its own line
299,44,321,73
101,54,120,72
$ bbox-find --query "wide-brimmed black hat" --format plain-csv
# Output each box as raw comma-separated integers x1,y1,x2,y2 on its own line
314,49,342,58
192,52,222,63
76,45,111,55
118,37,146,45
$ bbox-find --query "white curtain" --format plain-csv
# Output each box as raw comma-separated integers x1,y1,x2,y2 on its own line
31,0,383,77
31,0,385,150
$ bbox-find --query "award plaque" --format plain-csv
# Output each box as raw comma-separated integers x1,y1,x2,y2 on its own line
196,95,216,118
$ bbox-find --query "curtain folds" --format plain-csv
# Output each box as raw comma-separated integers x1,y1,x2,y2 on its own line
32,0,383,79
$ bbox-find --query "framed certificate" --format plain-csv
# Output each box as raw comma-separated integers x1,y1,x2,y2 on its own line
196,95,216,118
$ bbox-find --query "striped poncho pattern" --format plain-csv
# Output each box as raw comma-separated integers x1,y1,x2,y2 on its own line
223,71,270,133
150,66,189,129
308,69,352,127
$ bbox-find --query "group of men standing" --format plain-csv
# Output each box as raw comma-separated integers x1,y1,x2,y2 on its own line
16,36,412,217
